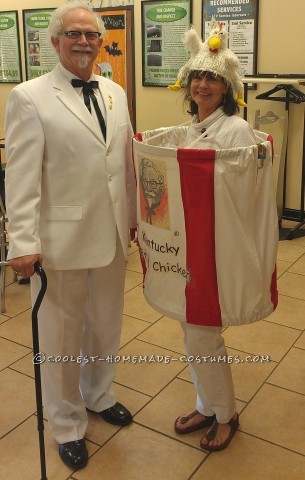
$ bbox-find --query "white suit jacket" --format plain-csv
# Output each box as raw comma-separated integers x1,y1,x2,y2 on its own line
5,64,136,270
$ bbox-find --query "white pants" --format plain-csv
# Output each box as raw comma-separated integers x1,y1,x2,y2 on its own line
31,240,125,444
182,323,236,424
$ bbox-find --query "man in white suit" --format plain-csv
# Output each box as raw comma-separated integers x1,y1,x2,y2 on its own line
5,0,136,470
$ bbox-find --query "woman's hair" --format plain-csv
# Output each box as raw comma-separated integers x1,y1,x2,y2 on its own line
48,0,105,43
183,70,240,117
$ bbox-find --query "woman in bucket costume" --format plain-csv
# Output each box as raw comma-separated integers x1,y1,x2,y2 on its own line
169,24,262,451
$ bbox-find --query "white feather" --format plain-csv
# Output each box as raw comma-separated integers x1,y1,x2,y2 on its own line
184,27,203,54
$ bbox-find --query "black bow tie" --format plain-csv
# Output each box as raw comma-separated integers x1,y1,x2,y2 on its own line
71,79,106,141
71,79,99,89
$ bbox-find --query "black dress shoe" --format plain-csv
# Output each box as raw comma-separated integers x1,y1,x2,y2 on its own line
59,439,88,470
99,402,133,426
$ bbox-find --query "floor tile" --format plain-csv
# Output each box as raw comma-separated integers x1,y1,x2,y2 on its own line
85,411,121,447
0,313,10,324
0,416,98,480
277,241,305,262
277,272,305,300
74,423,204,480
120,314,150,348
134,378,200,448
0,281,31,317
265,294,305,330
290,236,305,247
0,308,33,348
124,269,143,293
123,286,162,323
177,365,194,383
114,382,152,414
295,332,305,349
114,339,185,396
126,250,142,273
0,336,31,371
137,316,185,354
9,352,34,378
227,347,277,402
288,252,305,274
240,384,305,455
276,259,292,277
289,230,305,247
127,242,138,255
0,369,36,438
267,347,305,395
192,431,305,480
223,320,300,362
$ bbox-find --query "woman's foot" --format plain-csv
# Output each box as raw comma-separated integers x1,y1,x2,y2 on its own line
175,410,216,434
200,413,239,451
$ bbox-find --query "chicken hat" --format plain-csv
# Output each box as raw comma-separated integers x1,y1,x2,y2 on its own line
168,19,246,107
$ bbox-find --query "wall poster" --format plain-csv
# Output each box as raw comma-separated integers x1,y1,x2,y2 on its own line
95,6,136,129
94,9,127,90
0,11,22,83
202,0,259,80
142,0,192,87
23,9,58,81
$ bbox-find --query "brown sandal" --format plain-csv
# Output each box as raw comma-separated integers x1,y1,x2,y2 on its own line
175,410,216,434
200,413,239,451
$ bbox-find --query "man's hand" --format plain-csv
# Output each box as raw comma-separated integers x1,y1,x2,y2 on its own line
10,254,43,278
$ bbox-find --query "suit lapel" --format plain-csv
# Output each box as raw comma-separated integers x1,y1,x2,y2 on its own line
50,65,105,145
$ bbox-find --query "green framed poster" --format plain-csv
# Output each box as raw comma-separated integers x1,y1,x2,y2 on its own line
142,0,192,87
23,9,58,80
0,11,22,83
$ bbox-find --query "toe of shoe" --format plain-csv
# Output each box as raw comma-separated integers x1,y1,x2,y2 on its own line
101,402,133,425
59,440,88,469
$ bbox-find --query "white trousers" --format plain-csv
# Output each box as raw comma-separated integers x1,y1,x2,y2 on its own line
182,323,236,424
31,240,125,444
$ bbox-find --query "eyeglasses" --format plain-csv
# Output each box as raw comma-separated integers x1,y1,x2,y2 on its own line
59,31,102,40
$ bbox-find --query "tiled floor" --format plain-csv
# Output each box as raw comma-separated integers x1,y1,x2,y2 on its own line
0,221,305,480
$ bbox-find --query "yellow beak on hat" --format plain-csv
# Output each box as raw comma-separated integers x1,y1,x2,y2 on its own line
208,37,221,50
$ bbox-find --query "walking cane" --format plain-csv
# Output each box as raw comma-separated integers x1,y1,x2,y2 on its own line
32,261,48,480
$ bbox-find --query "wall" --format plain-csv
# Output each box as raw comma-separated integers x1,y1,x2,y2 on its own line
0,0,305,211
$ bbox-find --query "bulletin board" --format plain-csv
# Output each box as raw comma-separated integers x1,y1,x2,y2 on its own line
142,0,192,87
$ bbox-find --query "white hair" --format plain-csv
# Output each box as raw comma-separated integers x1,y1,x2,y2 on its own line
48,0,105,44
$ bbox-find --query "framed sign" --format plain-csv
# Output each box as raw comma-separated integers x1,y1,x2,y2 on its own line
0,11,22,83
142,0,192,87
23,9,58,80
202,0,259,82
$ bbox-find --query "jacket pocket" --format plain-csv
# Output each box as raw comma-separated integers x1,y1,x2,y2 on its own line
46,206,82,221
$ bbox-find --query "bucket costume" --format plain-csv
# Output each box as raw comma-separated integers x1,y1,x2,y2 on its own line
133,23,278,451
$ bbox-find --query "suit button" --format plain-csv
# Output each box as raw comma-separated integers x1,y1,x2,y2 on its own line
108,174,112,181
